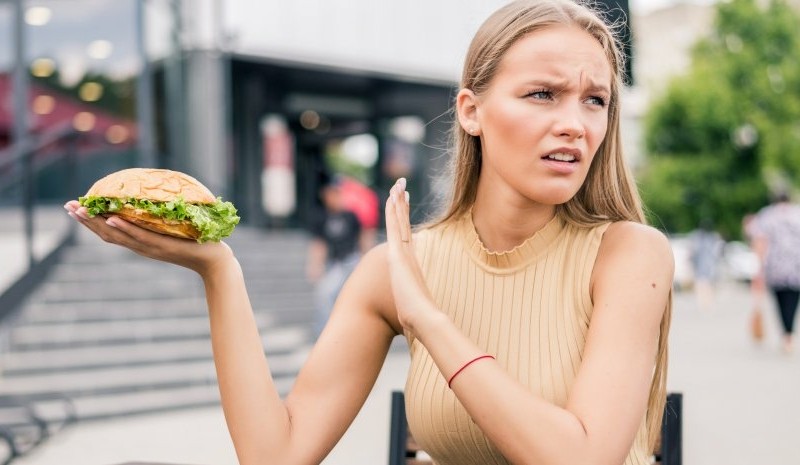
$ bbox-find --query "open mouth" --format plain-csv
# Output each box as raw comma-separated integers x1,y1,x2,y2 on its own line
543,153,578,163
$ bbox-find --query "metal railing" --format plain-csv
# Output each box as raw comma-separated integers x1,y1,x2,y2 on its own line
0,126,82,321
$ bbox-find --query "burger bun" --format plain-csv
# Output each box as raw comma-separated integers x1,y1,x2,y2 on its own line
85,168,216,240
85,168,216,204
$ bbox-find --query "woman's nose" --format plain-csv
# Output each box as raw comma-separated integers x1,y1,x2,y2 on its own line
553,102,585,139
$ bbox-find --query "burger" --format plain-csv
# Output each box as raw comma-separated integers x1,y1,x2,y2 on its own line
78,168,240,242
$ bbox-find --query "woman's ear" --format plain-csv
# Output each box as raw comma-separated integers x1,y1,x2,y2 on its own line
456,88,481,137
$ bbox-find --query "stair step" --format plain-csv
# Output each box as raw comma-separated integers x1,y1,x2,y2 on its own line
48,260,197,281
47,261,307,284
17,294,313,320
33,375,296,422
9,313,275,350
1,326,310,375
18,297,311,325
19,297,208,324
35,282,205,304
34,278,311,305
0,347,310,398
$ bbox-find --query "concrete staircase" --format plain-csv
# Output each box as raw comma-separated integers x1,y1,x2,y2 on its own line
0,226,316,424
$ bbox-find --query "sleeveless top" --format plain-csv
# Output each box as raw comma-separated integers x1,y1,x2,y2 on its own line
404,213,651,465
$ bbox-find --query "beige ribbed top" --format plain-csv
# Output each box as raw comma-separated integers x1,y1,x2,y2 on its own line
404,212,650,465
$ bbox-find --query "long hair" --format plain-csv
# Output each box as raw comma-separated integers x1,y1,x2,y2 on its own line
429,0,670,453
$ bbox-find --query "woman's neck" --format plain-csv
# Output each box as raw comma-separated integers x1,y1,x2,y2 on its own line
471,190,556,253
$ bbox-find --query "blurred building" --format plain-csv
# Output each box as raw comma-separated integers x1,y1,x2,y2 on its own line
632,3,716,100
1,0,642,229
619,2,717,170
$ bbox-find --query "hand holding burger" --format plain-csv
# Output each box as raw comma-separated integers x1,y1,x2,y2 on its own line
78,168,239,242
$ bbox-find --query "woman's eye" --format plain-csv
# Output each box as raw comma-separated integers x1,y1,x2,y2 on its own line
526,90,552,100
586,96,607,107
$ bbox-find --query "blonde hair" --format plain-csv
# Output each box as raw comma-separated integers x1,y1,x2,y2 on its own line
430,0,670,454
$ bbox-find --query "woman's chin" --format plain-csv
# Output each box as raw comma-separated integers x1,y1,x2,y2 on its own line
526,188,580,206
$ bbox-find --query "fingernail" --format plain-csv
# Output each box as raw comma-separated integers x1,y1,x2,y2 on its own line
404,191,410,203
398,178,407,190
106,218,117,228
67,212,78,220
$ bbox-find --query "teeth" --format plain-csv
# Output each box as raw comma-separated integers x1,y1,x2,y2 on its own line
546,153,576,162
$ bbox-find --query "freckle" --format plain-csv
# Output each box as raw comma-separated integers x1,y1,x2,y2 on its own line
651,283,656,288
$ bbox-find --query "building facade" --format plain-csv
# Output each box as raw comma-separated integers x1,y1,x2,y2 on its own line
1,0,643,229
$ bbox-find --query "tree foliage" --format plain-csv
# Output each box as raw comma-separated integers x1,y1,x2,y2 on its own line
640,0,800,238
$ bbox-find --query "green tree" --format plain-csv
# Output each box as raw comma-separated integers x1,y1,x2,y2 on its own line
640,0,800,238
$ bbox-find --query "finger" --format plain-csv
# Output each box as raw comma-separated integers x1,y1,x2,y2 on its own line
385,183,400,247
64,201,84,219
394,179,411,244
65,204,149,251
105,215,199,253
66,201,157,243
79,212,137,245
64,200,80,212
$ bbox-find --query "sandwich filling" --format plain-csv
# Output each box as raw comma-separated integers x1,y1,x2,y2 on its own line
79,196,240,242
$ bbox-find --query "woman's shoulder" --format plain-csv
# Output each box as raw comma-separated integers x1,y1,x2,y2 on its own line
590,221,674,302
599,221,674,268
604,220,667,237
603,220,670,247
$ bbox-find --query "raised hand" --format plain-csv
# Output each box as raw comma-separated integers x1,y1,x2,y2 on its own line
384,178,439,335
64,200,233,276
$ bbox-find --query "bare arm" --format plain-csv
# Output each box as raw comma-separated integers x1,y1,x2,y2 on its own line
65,201,399,465
205,244,398,464
384,182,673,465
306,238,327,282
752,235,767,292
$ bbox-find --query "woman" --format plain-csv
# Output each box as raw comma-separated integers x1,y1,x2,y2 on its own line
751,191,800,354
65,1,673,464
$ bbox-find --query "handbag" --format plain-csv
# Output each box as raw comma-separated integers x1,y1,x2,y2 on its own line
750,308,765,342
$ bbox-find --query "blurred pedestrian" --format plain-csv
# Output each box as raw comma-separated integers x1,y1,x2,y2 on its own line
65,1,673,463
306,177,363,338
751,191,800,354
688,218,723,310
339,176,380,251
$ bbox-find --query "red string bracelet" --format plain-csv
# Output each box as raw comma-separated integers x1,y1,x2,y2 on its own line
447,354,495,389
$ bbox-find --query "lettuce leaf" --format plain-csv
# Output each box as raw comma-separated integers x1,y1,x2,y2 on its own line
78,195,240,243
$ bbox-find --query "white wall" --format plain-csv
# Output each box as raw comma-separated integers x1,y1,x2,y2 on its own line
213,0,508,82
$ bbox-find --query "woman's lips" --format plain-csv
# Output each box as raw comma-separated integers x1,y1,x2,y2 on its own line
540,155,581,174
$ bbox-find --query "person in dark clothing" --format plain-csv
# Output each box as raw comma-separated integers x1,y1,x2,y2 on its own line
306,179,362,338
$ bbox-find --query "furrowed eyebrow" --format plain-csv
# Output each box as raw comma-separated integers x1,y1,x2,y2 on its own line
581,73,611,95
584,82,611,96
522,78,569,89
522,78,610,96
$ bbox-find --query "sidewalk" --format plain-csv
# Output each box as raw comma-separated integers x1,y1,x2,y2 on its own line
667,282,800,465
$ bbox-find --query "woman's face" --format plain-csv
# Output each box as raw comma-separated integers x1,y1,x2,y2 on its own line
467,25,612,206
